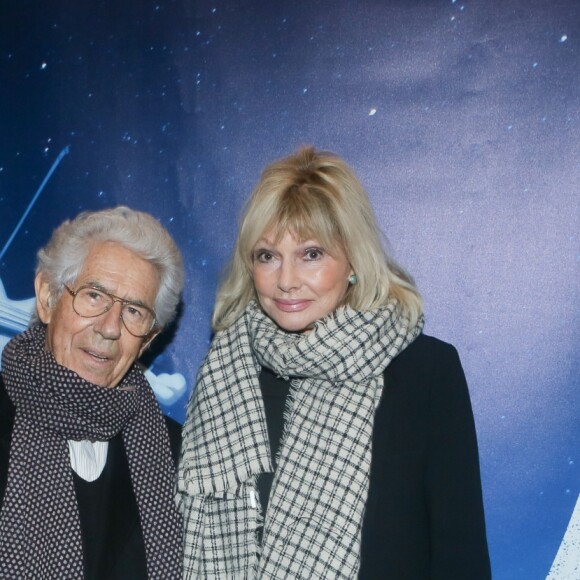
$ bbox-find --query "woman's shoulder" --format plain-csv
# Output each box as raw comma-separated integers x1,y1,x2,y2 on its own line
389,333,461,372
383,333,471,409
406,332,457,351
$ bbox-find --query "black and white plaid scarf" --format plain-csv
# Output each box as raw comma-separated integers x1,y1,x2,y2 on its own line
178,300,423,579
0,326,182,579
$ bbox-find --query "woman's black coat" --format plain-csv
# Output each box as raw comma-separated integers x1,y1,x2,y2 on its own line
359,333,491,578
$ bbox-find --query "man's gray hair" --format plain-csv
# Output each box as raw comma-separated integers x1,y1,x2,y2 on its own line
35,206,184,329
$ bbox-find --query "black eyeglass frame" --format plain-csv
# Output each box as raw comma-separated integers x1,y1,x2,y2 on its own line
64,284,158,338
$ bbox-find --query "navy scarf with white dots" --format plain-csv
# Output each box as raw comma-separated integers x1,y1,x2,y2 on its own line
0,325,182,579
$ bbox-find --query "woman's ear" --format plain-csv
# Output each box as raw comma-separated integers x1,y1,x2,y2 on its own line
34,273,53,324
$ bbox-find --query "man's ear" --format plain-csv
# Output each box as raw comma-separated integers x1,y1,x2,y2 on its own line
34,273,53,324
139,329,160,358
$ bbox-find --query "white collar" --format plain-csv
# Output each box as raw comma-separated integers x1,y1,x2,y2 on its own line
67,440,108,482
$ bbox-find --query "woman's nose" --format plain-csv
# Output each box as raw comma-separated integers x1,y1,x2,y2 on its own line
277,260,300,292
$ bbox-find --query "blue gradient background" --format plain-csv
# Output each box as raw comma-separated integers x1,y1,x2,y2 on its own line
1,1,579,577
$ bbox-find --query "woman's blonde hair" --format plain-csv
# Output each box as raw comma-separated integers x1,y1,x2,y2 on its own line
212,146,422,331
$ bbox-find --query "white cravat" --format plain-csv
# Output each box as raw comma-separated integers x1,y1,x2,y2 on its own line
67,440,109,482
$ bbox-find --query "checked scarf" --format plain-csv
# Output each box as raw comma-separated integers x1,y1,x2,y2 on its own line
178,300,423,579
0,326,182,579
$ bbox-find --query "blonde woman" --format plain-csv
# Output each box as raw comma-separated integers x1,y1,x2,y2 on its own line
178,147,490,579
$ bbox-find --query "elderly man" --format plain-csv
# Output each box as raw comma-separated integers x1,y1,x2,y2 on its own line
0,207,183,579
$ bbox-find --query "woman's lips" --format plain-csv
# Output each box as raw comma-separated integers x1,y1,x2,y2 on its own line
273,299,313,312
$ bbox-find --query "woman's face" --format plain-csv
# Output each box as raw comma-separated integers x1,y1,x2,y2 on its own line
252,229,353,333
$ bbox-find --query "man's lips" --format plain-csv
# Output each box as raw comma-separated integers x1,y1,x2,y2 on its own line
273,299,313,312
83,348,113,362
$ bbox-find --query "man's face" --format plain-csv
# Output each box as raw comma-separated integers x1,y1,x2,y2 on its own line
35,241,160,388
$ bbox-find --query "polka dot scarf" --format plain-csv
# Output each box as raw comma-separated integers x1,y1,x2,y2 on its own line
0,326,182,579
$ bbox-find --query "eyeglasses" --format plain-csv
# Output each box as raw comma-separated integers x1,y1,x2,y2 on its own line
64,285,157,338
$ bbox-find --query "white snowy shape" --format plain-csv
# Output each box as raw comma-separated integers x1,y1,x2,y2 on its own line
0,277,35,335
145,369,187,405
547,493,580,579
0,277,35,371
369,108,377,116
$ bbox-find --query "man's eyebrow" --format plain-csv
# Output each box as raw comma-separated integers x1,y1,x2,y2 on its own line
81,281,108,293
81,281,151,308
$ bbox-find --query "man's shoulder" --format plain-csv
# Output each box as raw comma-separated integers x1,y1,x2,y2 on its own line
163,414,182,464
0,374,14,502
0,374,14,438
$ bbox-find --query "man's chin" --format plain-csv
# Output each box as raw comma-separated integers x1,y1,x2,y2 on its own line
70,364,118,389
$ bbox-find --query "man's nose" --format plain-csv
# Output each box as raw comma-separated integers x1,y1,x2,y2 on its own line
93,301,124,339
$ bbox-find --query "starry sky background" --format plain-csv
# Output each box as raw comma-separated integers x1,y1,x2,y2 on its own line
1,0,579,577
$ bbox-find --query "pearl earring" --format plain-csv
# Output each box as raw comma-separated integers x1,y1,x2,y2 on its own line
348,274,358,285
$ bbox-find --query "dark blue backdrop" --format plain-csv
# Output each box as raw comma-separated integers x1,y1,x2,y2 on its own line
1,1,579,577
